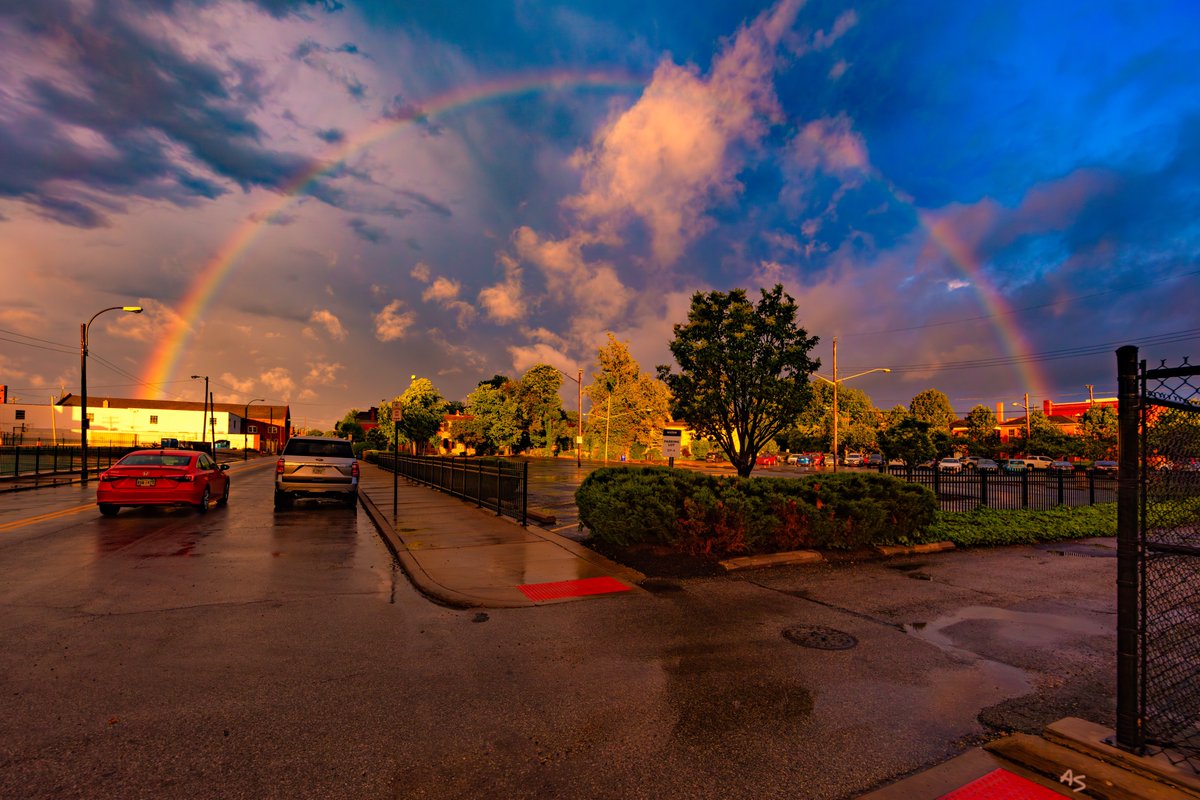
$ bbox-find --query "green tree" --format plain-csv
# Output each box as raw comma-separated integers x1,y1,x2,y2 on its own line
377,377,447,454
1027,410,1069,457
910,389,956,431
964,404,999,457
1078,405,1117,460
334,409,366,442
657,285,819,477
516,364,565,451
459,381,521,455
789,381,878,455
878,417,935,466
589,334,671,461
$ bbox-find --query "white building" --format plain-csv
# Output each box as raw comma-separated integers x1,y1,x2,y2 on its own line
0,395,291,452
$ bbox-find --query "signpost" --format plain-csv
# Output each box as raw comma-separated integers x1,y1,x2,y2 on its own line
662,428,682,468
391,403,403,516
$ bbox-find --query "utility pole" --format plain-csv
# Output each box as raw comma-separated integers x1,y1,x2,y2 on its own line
832,337,839,473
1086,384,1095,404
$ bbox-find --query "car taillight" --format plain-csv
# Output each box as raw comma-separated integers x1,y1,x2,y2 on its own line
100,473,118,482
276,458,285,474
351,461,359,478
172,474,195,482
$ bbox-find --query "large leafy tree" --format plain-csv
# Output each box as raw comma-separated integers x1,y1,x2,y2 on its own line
910,389,956,431
516,364,565,451
878,417,935,466
1078,405,1117,460
459,382,521,455
334,409,365,442
587,335,671,460
964,404,999,457
377,377,447,454
657,285,819,477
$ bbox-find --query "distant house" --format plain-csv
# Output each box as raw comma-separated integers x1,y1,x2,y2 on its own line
0,394,290,452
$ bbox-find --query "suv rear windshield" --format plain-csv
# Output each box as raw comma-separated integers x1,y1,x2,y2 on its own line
283,439,354,458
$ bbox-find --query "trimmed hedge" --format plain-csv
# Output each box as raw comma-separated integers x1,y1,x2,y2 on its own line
575,467,938,556
927,504,1117,547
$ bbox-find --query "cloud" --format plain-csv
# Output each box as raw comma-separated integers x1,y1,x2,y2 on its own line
374,299,415,341
102,299,187,343
304,309,347,341
348,217,388,243
316,128,345,143
564,0,802,265
791,115,870,175
260,367,295,396
478,253,525,324
305,361,342,385
218,372,257,394
410,262,432,282
421,276,461,304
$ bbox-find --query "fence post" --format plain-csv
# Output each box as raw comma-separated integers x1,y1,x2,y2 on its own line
495,462,502,516
477,460,483,508
34,446,40,478
1057,469,1065,506
1021,468,1029,508
980,470,989,509
932,464,940,498
1088,469,1096,505
1114,344,1142,753
521,460,528,527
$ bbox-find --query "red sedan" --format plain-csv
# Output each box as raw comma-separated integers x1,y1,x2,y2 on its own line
96,449,230,516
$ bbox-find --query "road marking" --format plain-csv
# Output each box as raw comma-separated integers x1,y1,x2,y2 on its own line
549,523,578,532
0,503,94,532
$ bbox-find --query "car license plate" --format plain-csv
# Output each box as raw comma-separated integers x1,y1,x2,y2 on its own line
310,467,325,475
136,478,156,487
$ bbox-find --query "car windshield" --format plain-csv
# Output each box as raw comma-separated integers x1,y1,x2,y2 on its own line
119,454,193,467
284,439,354,458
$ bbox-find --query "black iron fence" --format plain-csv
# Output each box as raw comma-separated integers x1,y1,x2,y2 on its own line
0,445,138,480
880,466,1117,511
1114,346,1200,773
376,453,529,526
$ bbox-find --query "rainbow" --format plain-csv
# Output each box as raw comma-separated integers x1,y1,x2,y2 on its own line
139,70,645,398
919,209,1052,403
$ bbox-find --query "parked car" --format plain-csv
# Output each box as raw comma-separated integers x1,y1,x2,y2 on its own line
844,452,864,466
159,437,180,448
1004,459,1029,472
755,453,779,467
938,457,963,473
214,439,230,450
275,435,359,510
1092,460,1118,473
96,449,230,516
1023,455,1054,470
866,453,883,467
974,458,1000,472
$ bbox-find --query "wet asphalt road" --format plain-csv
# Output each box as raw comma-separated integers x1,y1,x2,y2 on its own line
0,461,1117,799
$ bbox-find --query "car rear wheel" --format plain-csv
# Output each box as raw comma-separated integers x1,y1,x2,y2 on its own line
344,492,358,508
196,485,210,513
217,480,230,506
273,490,292,511
99,504,119,517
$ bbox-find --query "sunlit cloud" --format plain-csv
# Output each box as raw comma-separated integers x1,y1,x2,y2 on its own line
374,299,416,341
304,308,348,341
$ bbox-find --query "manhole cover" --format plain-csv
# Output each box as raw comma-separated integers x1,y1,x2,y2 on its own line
782,625,858,650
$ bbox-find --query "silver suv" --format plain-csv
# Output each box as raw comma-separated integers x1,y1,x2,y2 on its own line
274,436,358,510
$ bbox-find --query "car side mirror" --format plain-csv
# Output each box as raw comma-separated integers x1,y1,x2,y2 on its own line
219,464,229,471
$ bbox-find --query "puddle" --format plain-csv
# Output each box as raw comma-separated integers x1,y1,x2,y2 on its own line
904,605,1111,650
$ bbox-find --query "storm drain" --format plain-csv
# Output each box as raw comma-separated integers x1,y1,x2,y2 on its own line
782,625,858,650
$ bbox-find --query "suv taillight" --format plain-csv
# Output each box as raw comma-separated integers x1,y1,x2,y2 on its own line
276,458,285,474
351,461,359,478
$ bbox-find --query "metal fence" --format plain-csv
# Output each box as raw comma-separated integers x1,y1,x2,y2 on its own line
0,445,139,480
1114,346,1200,773
376,453,529,526
880,466,1117,511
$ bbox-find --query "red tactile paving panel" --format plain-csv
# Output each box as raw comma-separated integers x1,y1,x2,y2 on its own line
518,576,631,601
937,768,1068,799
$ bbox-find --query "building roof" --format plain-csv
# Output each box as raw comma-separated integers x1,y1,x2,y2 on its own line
57,394,289,419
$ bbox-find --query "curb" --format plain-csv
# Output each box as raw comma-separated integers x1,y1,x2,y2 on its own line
874,541,956,557
719,550,825,571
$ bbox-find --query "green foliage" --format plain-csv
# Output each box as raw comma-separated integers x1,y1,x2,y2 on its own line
588,334,671,460
928,504,1117,547
516,364,565,450
575,467,937,556
878,417,935,465
1078,405,1117,460
910,389,955,431
964,404,999,457
657,284,820,478
335,410,366,442
461,383,521,455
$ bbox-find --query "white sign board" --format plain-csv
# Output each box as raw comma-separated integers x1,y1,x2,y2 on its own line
662,428,682,458
391,405,403,422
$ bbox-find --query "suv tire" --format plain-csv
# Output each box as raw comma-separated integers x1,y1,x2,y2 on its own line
274,490,293,511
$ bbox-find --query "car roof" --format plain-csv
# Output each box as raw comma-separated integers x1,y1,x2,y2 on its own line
130,448,196,456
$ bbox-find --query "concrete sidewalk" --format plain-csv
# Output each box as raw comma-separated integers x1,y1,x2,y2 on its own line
357,464,643,608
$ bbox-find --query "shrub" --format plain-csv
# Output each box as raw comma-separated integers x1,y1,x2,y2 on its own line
575,467,937,556
928,504,1117,547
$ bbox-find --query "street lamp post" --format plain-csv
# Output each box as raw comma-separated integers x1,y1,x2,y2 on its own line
190,375,209,451
555,367,584,468
1012,392,1031,450
243,398,264,461
80,305,142,483
812,337,890,473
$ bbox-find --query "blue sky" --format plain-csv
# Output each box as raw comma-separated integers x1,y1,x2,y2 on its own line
1,0,1197,426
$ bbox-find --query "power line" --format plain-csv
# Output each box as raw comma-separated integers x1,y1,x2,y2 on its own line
0,334,75,356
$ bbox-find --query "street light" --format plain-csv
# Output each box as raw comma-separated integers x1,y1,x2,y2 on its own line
243,398,264,461
190,375,209,451
555,366,585,467
1012,393,1031,449
80,305,142,483
812,337,890,473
